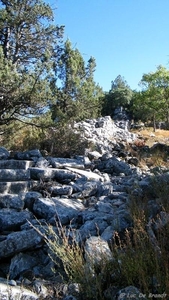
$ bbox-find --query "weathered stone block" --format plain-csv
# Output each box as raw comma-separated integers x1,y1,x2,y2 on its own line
0,159,33,170
0,169,30,181
0,229,43,258
0,209,34,231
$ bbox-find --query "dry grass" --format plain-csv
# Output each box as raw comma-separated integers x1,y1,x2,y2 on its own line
140,128,169,138
132,128,169,147
35,194,169,299
130,128,169,168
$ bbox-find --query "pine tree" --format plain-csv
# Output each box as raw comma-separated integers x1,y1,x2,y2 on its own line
131,65,169,131
102,75,133,117
0,0,64,124
51,40,103,123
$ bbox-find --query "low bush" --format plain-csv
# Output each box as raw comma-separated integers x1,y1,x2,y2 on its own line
1,120,93,157
40,125,92,157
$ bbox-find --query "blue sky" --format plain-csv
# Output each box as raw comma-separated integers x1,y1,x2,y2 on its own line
48,0,169,92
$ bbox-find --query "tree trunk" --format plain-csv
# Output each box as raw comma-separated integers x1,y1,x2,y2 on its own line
153,113,156,132
166,109,169,123
3,26,11,59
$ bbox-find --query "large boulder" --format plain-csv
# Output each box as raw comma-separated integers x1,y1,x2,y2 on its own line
9,252,38,279
84,236,113,265
0,209,34,232
0,229,43,258
79,218,109,240
0,194,24,210
96,156,132,176
33,197,85,225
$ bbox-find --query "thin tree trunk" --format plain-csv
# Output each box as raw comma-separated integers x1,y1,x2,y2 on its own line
166,109,169,123
153,113,156,132
3,26,11,59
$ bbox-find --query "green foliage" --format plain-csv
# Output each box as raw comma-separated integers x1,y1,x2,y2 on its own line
131,66,169,130
151,174,169,211
51,40,104,123
102,75,133,117
40,124,92,157
1,117,92,157
0,47,54,125
0,118,47,151
0,0,64,124
0,0,64,66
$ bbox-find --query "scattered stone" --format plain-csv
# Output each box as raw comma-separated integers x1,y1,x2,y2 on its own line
0,181,30,194
0,209,34,232
0,229,43,258
97,156,132,176
49,185,73,196
0,147,10,160
80,218,109,240
29,167,77,183
14,149,42,160
33,197,85,225
101,225,115,242
116,285,146,300
48,157,85,169
9,253,38,279
0,194,24,210
0,116,168,298
33,279,48,298
0,282,38,300
66,166,104,181
127,157,139,166
23,191,42,211
35,157,50,168
84,236,113,265
0,159,33,169
0,169,30,181
87,150,102,160
74,115,137,153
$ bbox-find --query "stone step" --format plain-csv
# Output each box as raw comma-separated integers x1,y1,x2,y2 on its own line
0,194,24,210
0,181,31,194
0,169,30,181
29,167,76,183
0,159,33,170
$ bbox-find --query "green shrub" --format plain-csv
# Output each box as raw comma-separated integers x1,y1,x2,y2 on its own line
1,120,94,157
40,125,92,157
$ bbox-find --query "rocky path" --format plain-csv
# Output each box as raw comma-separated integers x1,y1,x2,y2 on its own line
0,116,169,299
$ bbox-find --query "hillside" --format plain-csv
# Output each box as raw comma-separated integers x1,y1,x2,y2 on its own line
0,118,169,299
